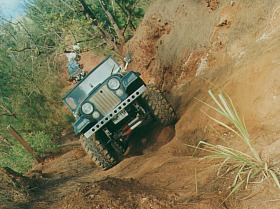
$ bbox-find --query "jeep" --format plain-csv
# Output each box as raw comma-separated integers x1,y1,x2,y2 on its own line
63,56,176,169
67,59,86,82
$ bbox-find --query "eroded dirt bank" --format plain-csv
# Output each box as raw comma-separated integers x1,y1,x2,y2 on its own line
9,0,280,208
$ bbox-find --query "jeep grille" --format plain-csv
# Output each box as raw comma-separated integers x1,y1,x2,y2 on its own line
89,85,121,116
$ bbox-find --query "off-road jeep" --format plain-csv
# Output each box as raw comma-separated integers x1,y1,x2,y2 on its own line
63,56,176,169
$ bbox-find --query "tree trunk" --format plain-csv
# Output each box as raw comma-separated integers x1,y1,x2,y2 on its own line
76,0,122,53
98,0,126,46
116,0,140,34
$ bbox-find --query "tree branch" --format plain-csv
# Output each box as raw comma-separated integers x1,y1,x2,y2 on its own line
0,105,17,119
98,0,125,46
116,0,140,34
75,0,120,54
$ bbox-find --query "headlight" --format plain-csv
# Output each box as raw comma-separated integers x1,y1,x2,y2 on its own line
81,103,94,114
108,78,120,90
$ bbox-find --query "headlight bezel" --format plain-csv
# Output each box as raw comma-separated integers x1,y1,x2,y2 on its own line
108,77,120,90
81,102,94,114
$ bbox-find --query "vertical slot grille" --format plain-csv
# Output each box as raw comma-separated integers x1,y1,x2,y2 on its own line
89,85,121,116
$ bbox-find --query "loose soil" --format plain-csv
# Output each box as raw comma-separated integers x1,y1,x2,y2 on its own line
6,0,280,208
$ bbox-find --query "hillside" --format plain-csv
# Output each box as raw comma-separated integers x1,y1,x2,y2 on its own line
7,0,280,208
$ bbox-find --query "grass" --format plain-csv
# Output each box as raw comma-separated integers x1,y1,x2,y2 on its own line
1,131,60,173
196,89,280,200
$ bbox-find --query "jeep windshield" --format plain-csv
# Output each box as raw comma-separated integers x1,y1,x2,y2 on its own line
63,57,120,112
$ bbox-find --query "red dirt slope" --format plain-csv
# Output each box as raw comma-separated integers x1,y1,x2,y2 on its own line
20,1,280,208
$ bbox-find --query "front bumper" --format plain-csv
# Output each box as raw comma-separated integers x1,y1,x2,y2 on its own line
84,85,146,138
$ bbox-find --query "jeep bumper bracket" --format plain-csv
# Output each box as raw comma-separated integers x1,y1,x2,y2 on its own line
84,85,146,138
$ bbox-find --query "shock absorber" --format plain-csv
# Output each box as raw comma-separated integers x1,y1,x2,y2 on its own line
121,116,143,136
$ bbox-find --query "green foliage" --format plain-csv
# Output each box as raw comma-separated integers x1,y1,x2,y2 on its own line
0,0,151,173
24,132,60,155
1,145,34,174
23,0,152,52
1,132,60,173
195,90,280,201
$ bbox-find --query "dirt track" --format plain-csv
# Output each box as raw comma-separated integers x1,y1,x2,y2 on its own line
17,0,280,208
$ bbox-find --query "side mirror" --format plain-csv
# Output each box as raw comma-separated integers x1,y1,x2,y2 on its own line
123,54,132,70
124,54,132,63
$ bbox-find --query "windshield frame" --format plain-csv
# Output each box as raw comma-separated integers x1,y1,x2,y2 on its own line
63,56,120,112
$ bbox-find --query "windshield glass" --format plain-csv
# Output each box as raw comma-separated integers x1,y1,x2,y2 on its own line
67,60,80,75
64,57,120,111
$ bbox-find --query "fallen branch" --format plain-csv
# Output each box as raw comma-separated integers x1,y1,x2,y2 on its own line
7,125,43,164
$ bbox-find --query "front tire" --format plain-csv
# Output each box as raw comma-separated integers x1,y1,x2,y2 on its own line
111,140,128,156
142,85,176,126
80,133,120,170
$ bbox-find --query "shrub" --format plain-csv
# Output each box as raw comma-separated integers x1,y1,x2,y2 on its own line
195,90,280,200
23,132,60,156
1,132,60,173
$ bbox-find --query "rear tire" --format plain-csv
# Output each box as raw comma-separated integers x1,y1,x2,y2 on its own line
142,85,176,126
80,133,120,170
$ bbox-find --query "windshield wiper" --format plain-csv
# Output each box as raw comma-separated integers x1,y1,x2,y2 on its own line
110,64,116,75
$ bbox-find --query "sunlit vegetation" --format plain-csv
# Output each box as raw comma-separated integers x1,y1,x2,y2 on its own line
196,90,280,200
0,0,152,175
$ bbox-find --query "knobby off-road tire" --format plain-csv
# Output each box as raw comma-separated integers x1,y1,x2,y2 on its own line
142,85,176,126
80,134,120,170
